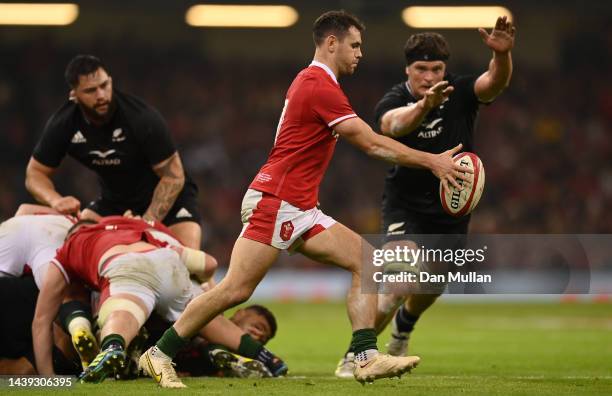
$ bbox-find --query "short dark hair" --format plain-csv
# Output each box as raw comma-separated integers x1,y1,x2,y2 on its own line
64,55,106,88
245,304,277,340
312,10,365,46
404,33,450,65
65,219,97,240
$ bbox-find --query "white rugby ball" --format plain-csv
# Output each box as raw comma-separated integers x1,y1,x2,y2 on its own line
439,152,485,217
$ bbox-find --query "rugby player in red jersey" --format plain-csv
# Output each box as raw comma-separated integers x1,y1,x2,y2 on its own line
140,10,471,387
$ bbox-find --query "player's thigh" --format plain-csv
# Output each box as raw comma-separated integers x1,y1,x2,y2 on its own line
220,237,280,295
168,221,202,249
296,222,370,272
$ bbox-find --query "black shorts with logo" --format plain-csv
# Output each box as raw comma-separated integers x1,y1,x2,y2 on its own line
88,181,202,227
381,205,469,250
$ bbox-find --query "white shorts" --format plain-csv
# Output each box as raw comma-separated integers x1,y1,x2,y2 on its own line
239,189,336,250
98,249,193,322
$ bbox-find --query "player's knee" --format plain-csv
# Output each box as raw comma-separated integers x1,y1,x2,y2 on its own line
227,287,254,306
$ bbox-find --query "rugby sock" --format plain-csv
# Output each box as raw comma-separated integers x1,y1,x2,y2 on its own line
350,328,378,361
101,334,125,350
395,306,420,334
237,334,263,358
155,326,190,359
58,300,93,335
67,316,92,336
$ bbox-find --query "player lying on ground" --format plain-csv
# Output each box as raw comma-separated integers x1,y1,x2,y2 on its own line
335,16,516,377
138,305,278,378
31,216,285,382
138,10,472,388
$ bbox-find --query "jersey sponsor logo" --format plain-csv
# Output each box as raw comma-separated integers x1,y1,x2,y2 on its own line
90,150,120,166
71,131,87,144
255,172,272,183
280,221,294,242
424,118,443,130
175,208,193,219
387,222,406,235
417,117,443,139
89,149,116,158
112,128,126,142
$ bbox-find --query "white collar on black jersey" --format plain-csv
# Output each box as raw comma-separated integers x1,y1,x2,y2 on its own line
310,60,338,84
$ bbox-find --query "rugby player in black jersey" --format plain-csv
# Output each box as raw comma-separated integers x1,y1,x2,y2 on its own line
335,16,516,377
25,55,209,254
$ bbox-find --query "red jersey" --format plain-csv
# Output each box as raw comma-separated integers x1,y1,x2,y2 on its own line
52,217,171,289
249,62,358,210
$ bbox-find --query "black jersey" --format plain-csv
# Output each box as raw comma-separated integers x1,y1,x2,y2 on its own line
33,90,192,205
374,74,481,222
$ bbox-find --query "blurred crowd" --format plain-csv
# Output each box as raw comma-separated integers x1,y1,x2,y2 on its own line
1,31,611,266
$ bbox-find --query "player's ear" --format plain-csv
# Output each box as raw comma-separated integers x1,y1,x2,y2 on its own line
327,35,338,53
69,89,77,102
405,65,411,78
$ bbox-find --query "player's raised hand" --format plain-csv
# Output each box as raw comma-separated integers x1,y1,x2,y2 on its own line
478,16,515,54
50,195,81,215
429,144,473,194
423,81,454,110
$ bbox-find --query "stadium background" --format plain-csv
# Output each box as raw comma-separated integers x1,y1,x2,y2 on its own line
0,0,611,299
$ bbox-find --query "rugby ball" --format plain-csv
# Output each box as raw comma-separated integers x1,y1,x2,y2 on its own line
439,152,485,217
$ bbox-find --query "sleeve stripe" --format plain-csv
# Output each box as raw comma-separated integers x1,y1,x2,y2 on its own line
328,113,358,127
51,259,70,284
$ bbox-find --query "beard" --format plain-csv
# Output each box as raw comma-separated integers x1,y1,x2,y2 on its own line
79,97,116,125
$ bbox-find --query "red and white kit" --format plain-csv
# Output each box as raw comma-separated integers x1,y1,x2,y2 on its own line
52,217,193,322
0,214,76,287
244,61,358,249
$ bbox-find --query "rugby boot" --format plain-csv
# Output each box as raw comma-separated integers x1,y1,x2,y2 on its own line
78,344,125,383
210,348,273,378
334,352,356,379
138,347,186,388
353,353,420,384
72,328,100,370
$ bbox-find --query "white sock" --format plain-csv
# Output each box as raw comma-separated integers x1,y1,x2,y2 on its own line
151,346,171,360
355,349,379,362
67,316,92,336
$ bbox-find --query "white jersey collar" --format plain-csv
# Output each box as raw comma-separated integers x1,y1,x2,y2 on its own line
310,60,338,84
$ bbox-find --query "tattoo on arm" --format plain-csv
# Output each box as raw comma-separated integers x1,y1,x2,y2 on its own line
145,154,185,221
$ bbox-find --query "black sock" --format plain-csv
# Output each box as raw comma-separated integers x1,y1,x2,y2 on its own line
58,300,92,332
349,328,377,355
101,334,125,350
395,306,420,334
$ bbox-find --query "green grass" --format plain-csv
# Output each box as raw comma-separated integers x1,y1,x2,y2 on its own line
8,301,612,395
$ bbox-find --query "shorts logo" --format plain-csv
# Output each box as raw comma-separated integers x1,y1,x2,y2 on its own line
280,221,294,241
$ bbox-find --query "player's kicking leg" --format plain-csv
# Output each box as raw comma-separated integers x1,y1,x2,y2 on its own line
296,223,420,383
139,237,282,388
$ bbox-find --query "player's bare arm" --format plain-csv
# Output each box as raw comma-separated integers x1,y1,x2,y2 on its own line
474,16,515,102
334,117,471,192
25,157,81,215
32,264,68,375
143,152,185,222
381,81,454,138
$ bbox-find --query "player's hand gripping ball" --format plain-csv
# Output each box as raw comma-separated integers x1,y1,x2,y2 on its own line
439,152,485,216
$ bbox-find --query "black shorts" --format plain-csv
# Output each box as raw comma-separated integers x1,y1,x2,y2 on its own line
88,181,202,227
381,206,469,250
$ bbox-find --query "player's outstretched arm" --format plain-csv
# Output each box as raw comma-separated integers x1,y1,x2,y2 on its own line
32,264,68,375
334,117,471,192
143,152,185,222
25,157,81,215
381,81,454,138
475,16,516,102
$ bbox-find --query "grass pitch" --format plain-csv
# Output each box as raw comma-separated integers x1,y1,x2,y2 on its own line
10,301,612,395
